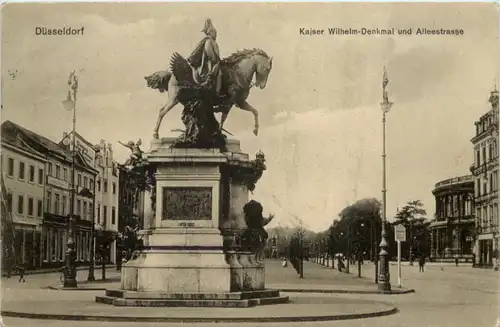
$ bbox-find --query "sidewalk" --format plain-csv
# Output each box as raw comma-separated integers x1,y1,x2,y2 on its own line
2,264,117,277
271,260,412,294
41,260,411,294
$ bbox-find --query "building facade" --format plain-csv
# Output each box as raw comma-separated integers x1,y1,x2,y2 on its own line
60,132,120,264
430,175,475,261
2,121,98,269
470,90,499,268
1,127,47,269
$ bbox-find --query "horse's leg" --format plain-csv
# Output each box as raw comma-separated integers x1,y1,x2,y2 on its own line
153,99,178,139
219,112,228,132
238,101,259,136
153,79,179,139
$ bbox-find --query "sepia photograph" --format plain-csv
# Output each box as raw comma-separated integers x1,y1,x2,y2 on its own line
0,2,499,327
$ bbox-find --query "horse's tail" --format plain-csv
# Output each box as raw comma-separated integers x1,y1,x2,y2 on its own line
145,70,171,93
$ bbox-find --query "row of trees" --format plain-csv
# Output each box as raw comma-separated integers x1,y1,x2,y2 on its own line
265,198,432,263
315,198,431,261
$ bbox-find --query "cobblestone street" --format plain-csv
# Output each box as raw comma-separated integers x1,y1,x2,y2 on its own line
2,260,498,327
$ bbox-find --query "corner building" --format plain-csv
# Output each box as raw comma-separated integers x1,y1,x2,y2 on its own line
430,175,475,262
470,90,499,268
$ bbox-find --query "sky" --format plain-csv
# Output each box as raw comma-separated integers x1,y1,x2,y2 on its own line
2,2,499,231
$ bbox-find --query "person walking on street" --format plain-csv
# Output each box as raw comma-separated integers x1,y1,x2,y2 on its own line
17,262,26,283
418,255,425,272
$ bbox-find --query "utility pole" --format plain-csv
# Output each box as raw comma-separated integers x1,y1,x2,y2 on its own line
62,71,78,288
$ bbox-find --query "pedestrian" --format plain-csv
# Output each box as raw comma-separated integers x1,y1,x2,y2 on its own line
281,257,288,268
17,262,26,283
455,257,459,267
418,255,425,272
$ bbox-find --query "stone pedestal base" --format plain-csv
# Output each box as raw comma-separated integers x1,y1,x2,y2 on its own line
96,289,288,308
95,138,285,308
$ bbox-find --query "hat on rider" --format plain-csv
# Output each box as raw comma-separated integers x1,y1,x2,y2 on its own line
202,18,217,38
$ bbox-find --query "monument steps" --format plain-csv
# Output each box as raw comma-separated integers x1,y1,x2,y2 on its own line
95,293,289,308
97,288,288,308
104,289,280,300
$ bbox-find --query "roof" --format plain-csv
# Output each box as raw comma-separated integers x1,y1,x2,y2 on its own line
1,120,97,174
59,131,96,149
1,123,46,160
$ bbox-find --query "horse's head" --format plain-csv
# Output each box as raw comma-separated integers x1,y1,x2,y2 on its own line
254,55,273,89
224,49,273,90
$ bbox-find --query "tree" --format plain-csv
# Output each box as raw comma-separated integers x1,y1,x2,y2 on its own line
328,198,383,261
393,200,429,260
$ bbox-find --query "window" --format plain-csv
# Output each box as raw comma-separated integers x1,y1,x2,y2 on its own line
89,203,93,220
483,180,488,195
62,196,67,216
490,173,494,193
476,150,481,167
482,147,487,164
17,195,24,214
103,180,108,193
29,165,35,182
7,158,14,176
97,204,101,224
76,200,81,214
90,179,94,191
84,176,88,189
18,162,25,180
46,191,52,213
48,163,53,176
28,197,34,216
63,168,67,181
78,174,82,186
55,165,61,179
112,207,116,225
489,144,493,161
490,205,494,226
6,193,13,212
477,179,481,197
54,194,60,215
103,205,108,226
112,182,116,195
38,168,43,185
83,202,87,220
37,199,42,217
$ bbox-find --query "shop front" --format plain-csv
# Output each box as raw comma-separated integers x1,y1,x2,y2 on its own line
41,213,92,269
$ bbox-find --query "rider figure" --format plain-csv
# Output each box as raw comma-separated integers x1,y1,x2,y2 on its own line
187,18,223,96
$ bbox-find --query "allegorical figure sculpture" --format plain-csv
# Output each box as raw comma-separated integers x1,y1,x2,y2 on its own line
246,150,266,192
241,200,275,257
119,139,144,168
145,18,273,145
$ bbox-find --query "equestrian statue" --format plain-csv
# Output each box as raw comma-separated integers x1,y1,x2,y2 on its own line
145,18,273,148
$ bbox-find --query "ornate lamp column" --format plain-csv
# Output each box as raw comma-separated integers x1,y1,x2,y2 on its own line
61,71,79,288
378,67,392,292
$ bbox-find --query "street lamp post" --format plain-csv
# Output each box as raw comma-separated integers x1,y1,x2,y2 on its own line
378,66,392,292
298,231,304,279
87,151,99,282
62,71,78,288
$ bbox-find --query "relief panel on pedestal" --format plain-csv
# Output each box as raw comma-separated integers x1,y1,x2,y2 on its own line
162,187,213,221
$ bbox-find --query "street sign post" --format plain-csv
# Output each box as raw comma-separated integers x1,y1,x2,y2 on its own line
394,225,407,288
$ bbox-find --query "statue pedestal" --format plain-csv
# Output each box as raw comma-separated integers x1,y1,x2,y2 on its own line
96,138,287,307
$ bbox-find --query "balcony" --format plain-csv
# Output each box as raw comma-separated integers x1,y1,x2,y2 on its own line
474,191,499,203
46,176,70,189
434,175,474,189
